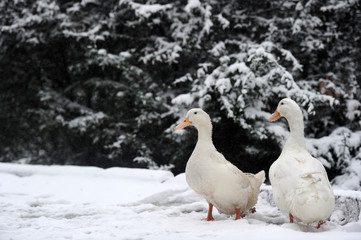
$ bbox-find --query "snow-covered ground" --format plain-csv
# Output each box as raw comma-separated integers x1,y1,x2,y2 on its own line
0,163,360,240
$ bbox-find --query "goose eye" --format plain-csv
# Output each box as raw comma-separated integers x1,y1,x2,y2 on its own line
281,102,284,105
194,112,197,115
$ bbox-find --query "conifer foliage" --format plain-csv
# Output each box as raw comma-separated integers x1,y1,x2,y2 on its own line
1,0,360,189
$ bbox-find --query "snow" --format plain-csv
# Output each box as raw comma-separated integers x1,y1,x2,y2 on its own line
63,24,103,42
244,107,270,120
184,0,201,13
123,1,172,18
67,112,107,132
81,0,97,6
280,48,303,72
333,157,361,191
0,163,360,240
210,42,226,57
306,128,361,191
140,38,182,64
201,5,213,35
217,14,230,29
171,93,194,106
320,1,350,12
174,74,193,84
216,78,232,94
229,62,251,75
346,99,361,122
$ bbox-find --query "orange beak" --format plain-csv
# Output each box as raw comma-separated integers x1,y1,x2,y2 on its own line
269,110,281,122
174,117,192,130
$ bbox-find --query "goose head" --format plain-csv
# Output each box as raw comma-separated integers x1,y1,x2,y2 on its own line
269,98,303,122
174,108,212,131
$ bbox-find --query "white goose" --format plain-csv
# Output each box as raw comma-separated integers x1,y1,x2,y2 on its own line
175,108,265,221
269,98,335,228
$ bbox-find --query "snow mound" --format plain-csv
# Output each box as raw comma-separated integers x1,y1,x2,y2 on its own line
0,164,360,240
0,162,173,181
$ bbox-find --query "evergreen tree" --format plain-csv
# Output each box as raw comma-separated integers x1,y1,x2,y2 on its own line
0,0,360,189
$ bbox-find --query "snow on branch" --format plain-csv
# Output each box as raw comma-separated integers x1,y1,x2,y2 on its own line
120,0,172,18
140,38,182,64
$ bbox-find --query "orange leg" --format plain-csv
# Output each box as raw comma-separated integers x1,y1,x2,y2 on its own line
289,213,294,223
250,207,256,213
202,203,215,221
316,220,324,229
235,208,242,220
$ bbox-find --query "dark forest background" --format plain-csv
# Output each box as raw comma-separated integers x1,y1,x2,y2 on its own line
1,0,360,188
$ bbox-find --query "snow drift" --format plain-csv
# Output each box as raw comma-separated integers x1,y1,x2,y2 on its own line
0,163,360,240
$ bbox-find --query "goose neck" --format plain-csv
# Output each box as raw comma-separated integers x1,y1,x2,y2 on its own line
195,123,214,147
283,116,306,151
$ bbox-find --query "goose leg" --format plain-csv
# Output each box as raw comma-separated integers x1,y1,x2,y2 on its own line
235,208,242,220
250,207,256,213
289,213,294,223
202,203,215,221
316,220,323,229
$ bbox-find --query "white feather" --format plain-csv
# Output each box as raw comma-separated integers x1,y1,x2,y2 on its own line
269,98,335,224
